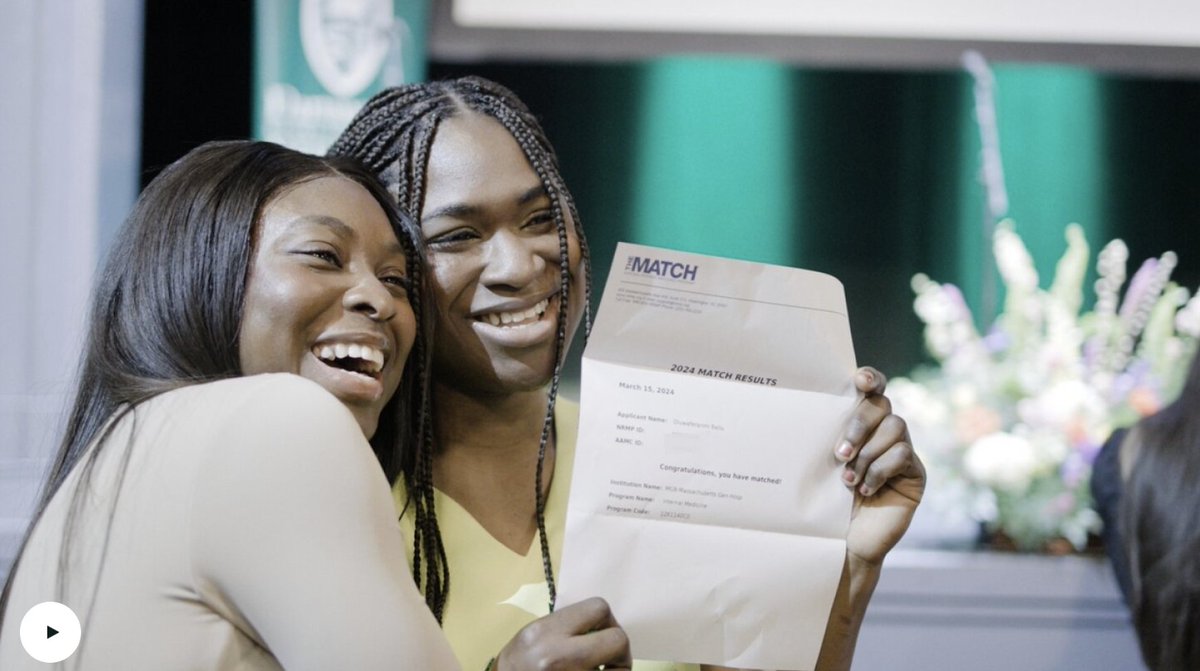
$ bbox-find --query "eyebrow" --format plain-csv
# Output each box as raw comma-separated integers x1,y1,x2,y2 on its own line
517,185,549,206
294,215,353,236
290,215,406,255
422,185,548,222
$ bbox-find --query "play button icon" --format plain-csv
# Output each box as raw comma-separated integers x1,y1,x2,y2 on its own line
19,601,80,662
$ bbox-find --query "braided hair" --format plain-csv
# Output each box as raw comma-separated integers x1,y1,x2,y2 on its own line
329,77,592,621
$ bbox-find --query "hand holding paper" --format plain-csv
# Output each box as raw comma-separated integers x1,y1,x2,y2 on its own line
817,367,925,671
494,598,633,671
559,243,927,670
836,369,925,568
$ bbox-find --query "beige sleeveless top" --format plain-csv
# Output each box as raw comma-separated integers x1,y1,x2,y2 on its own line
0,374,458,670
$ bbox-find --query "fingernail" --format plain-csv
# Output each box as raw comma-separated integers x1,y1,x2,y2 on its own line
859,484,871,496
843,469,857,485
860,370,874,385
836,441,854,459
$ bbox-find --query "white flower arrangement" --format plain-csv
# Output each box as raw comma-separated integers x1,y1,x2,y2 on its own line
892,221,1199,551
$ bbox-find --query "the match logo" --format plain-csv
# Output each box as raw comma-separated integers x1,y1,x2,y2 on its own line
625,255,699,282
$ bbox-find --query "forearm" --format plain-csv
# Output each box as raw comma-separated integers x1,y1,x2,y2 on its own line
815,554,882,671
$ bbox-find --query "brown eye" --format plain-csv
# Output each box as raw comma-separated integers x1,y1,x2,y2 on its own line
524,212,554,232
381,274,411,295
299,250,342,267
427,228,479,248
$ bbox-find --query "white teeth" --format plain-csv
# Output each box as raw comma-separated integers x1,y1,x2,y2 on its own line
314,342,386,375
479,298,551,327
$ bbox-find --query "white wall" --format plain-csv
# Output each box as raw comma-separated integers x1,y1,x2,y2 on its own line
454,0,1200,46
0,0,142,574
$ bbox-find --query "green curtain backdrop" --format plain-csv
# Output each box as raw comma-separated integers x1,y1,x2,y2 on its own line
432,58,1200,377
630,58,797,265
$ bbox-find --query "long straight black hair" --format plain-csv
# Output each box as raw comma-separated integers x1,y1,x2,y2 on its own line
1122,345,1200,670
0,140,432,631
329,76,593,620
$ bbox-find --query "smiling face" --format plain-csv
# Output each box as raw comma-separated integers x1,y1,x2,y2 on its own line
419,113,584,396
239,175,417,437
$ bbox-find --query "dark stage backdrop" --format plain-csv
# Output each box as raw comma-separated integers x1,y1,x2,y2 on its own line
140,3,253,189
140,4,1200,377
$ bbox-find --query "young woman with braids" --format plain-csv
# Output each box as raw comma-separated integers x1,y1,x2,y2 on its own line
329,76,925,671
1092,346,1200,670
0,140,629,670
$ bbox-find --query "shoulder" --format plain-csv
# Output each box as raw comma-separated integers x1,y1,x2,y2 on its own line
177,373,346,413
1091,427,1129,500
1118,424,1144,481
178,374,357,436
118,374,358,470
183,374,369,478
187,374,386,547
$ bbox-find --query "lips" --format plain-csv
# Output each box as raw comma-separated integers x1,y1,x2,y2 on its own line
473,298,550,327
314,342,385,377
469,295,557,348
305,336,392,403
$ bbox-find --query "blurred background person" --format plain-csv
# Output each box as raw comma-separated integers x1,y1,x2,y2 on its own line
1092,346,1200,670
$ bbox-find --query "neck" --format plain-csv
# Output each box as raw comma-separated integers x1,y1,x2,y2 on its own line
429,381,557,553
432,382,555,460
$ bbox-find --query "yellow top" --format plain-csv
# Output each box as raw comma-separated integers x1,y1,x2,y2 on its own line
395,398,697,671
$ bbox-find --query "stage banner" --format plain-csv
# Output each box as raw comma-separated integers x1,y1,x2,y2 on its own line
253,0,429,154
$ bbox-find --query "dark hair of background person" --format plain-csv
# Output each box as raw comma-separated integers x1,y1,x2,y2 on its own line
0,140,432,634
1121,346,1200,670
329,76,593,621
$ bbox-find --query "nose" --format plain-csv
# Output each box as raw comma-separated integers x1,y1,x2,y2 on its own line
479,230,547,291
343,273,397,322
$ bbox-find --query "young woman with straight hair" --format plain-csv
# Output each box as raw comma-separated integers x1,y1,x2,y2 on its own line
0,140,627,670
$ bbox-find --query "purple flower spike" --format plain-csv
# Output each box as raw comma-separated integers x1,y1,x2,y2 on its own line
1119,258,1157,321
945,284,968,311
1077,439,1102,465
983,328,1010,353
1082,339,1101,368
1060,454,1087,488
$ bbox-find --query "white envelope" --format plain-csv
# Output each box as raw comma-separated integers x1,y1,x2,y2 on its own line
558,242,858,671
